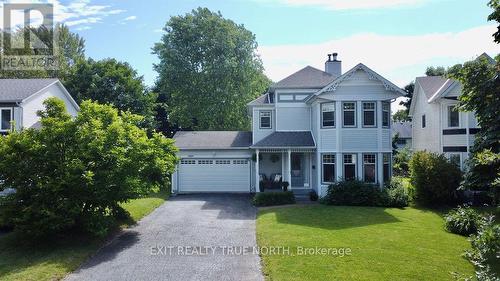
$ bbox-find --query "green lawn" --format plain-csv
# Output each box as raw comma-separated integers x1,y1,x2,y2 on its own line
257,205,475,281
0,190,169,281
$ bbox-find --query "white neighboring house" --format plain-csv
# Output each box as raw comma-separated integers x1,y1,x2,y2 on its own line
171,53,405,196
409,76,480,169
0,78,79,135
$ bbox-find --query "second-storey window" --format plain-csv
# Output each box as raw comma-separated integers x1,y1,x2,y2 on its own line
343,102,356,127
362,102,376,127
321,102,335,127
322,154,335,183
448,105,459,127
0,108,12,132
343,154,357,180
382,102,390,127
363,154,376,183
259,111,271,129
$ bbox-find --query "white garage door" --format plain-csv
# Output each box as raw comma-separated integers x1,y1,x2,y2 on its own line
178,158,251,192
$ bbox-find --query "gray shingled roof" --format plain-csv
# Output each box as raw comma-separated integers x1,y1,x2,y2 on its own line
252,131,315,148
392,121,412,139
416,76,453,100
173,131,252,149
0,78,58,102
248,93,271,106
271,66,336,89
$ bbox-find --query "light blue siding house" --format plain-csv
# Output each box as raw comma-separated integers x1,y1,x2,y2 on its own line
172,53,405,196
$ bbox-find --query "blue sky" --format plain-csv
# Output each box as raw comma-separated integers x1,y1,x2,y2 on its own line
3,1,499,94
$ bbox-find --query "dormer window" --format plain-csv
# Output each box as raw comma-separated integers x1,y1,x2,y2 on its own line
0,108,12,132
259,111,271,129
362,102,376,127
321,102,335,128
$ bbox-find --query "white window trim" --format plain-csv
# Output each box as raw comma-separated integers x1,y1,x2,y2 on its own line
0,107,13,132
321,153,336,184
362,153,377,183
342,102,357,128
321,102,335,129
259,110,272,129
362,101,377,128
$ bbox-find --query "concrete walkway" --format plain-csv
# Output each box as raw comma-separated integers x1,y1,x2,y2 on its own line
65,194,263,281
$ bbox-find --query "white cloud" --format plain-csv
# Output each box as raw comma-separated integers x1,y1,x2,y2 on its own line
256,0,429,10
258,24,499,112
118,15,137,24
0,0,126,30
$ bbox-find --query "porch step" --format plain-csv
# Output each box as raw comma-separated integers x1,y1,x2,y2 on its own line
292,189,318,204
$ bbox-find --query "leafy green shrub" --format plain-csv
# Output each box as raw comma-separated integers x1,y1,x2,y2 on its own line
444,205,483,236
393,146,412,177
253,192,295,207
465,216,500,281
322,180,381,206
0,98,178,238
383,178,410,208
409,151,462,206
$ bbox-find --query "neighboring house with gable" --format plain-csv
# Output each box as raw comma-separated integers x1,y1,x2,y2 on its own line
409,76,479,169
172,53,405,197
0,78,79,135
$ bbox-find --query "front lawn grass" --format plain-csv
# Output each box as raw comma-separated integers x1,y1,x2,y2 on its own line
0,190,169,281
257,205,475,281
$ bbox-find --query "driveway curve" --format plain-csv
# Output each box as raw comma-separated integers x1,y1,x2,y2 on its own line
65,194,263,281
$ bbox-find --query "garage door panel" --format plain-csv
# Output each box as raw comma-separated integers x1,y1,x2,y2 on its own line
179,159,250,192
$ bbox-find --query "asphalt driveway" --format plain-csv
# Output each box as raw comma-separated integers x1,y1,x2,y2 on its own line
65,194,263,281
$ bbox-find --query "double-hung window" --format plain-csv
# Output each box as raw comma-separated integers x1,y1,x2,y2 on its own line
382,102,390,128
259,111,271,129
363,154,376,183
447,153,461,168
383,153,391,183
343,102,356,127
362,102,376,127
448,105,459,127
321,102,335,128
322,154,336,183
0,108,12,132
343,154,357,181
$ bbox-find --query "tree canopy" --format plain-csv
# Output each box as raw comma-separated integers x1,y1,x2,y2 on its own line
153,7,271,133
64,58,157,130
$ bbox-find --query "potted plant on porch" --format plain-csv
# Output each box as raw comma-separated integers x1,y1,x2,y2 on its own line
282,181,290,192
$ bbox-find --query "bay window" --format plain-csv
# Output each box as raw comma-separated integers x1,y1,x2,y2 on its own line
322,154,335,183
343,154,357,180
362,102,376,127
382,102,390,127
383,153,391,183
321,102,335,128
448,105,459,127
363,154,376,183
342,102,356,127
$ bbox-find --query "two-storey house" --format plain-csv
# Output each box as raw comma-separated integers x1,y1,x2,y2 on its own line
172,54,405,197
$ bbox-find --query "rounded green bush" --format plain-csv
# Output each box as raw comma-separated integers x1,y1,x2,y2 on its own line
444,205,482,236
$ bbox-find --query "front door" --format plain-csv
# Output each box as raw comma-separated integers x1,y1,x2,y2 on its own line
291,153,304,187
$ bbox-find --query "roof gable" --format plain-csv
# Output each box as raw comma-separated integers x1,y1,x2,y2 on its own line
0,78,58,102
271,66,336,89
311,63,406,99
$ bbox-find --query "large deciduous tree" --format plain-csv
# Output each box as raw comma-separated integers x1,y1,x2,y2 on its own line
64,58,157,130
153,7,271,133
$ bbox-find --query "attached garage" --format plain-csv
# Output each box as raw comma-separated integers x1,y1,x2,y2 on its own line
178,158,251,192
172,131,254,194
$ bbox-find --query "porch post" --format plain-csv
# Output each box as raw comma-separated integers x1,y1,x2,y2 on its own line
287,149,292,188
256,149,260,192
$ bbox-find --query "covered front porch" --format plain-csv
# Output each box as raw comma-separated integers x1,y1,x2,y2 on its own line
254,148,315,192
